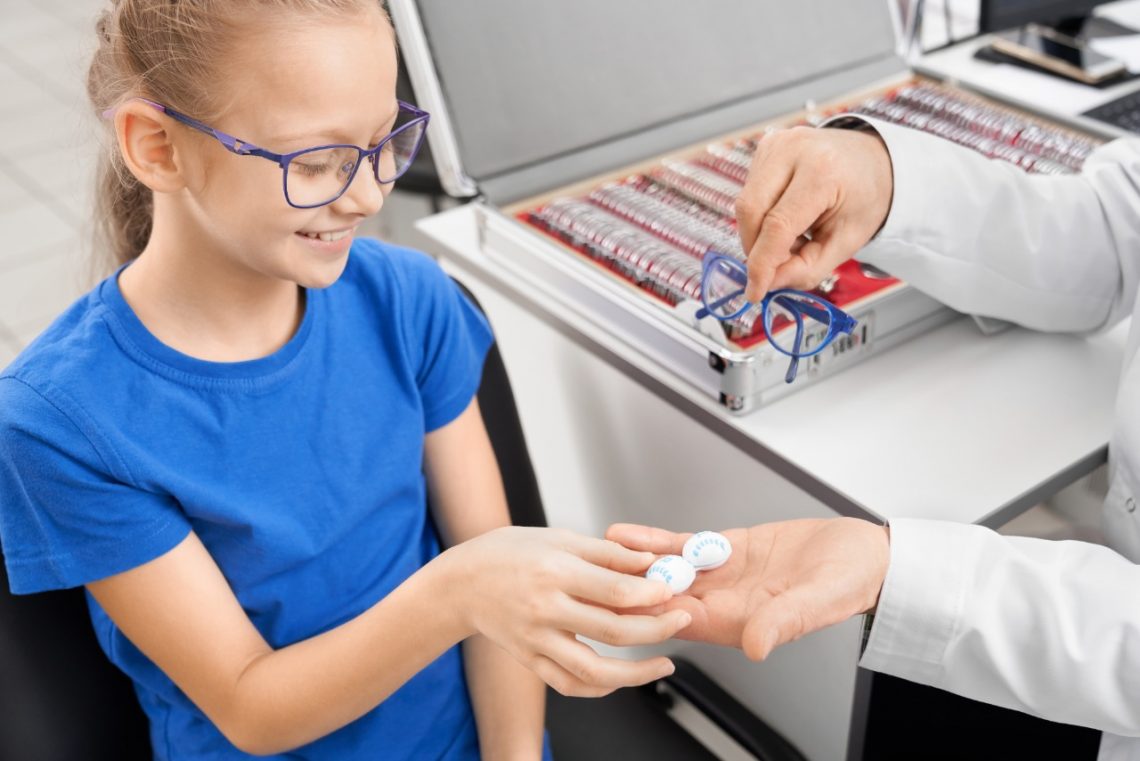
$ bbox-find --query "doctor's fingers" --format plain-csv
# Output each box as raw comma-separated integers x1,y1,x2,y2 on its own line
743,172,835,303
735,131,797,257
768,225,867,293
740,585,840,662
605,523,692,556
528,634,676,697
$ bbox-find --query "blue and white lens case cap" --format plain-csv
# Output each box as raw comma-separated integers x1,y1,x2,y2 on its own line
645,555,696,594
682,531,732,571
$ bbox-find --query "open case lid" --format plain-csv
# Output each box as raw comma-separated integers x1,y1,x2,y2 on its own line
390,0,904,204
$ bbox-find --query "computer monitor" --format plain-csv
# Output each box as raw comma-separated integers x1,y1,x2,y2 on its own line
980,0,1135,38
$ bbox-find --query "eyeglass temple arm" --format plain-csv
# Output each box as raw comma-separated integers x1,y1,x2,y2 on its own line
779,298,858,334
130,99,279,161
784,312,805,384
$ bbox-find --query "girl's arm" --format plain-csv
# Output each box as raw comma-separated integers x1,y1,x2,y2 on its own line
88,530,469,755
87,405,689,756
422,399,545,760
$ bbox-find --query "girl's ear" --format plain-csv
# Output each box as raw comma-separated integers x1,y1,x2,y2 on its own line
114,100,187,194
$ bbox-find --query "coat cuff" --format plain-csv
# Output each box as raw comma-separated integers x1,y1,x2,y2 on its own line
858,518,985,684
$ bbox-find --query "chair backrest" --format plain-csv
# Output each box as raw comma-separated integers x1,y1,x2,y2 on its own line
0,560,152,761
452,279,548,529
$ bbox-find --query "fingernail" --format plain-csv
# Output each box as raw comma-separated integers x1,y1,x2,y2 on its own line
660,661,676,677
678,612,692,628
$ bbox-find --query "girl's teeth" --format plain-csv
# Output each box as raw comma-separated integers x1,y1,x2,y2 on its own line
301,230,351,242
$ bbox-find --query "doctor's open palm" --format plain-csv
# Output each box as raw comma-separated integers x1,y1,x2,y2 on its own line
607,518,891,660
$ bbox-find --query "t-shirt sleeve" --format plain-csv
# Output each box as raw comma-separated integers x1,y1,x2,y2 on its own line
0,377,192,594
392,251,494,432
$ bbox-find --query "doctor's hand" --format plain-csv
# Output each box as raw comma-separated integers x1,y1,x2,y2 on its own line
737,126,893,302
606,518,890,661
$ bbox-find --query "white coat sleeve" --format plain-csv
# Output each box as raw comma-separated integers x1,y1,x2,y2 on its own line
838,116,1140,333
861,518,1140,735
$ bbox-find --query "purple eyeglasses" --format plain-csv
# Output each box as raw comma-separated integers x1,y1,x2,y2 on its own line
105,98,430,208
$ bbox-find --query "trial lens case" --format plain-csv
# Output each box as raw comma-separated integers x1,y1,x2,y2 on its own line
390,0,1113,414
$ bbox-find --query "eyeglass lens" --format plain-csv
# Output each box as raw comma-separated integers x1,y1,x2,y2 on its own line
701,257,750,319
702,257,835,355
284,109,426,207
764,292,833,356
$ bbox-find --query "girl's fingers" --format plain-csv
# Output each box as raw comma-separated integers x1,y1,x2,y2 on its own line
568,534,659,574
605,523,690,556
566,600,692,647
528,654,617,698
562,560,674,609
542,633,677,691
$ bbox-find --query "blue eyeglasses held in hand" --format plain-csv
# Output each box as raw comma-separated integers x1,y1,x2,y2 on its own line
696,252,857,384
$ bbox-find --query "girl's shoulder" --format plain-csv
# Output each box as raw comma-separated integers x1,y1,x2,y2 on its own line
340,237,462,324
1,284,115,398
344,237,449,294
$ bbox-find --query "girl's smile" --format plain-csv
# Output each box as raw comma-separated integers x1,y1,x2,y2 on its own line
295,225,358,256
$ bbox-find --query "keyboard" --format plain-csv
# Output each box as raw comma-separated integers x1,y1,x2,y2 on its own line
1084,88,1140,133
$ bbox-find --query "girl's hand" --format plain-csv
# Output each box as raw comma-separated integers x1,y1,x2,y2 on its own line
437,526,692,697
605,518,890,661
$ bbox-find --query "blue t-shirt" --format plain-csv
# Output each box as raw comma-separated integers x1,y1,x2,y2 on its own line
0,239,496,760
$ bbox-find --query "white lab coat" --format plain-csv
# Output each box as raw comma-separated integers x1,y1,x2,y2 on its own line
847,115,1140,760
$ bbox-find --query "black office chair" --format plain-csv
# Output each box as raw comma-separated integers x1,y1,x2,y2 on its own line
0,279,807,761
0,563,151,761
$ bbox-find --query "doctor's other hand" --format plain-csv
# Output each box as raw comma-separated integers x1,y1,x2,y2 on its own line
737,125,893,302
435,526,691,697
606,519,890,661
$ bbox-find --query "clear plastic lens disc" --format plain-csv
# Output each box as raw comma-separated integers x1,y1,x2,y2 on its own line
764,292,833,356
701,257,750,319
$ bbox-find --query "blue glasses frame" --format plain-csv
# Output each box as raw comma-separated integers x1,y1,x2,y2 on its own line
107,98,430,209
695,252,857,383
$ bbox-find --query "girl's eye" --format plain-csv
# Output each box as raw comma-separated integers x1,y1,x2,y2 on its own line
294,161,331,177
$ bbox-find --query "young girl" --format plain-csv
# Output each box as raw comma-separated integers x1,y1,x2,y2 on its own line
0,1,692,758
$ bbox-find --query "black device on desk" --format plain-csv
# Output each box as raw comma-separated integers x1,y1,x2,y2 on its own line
980,0,1138,39
990,23,1126,83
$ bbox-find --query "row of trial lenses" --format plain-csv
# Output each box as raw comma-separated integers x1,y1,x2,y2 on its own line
856,98,1070,175
698,142,754,185
567,189,759,339
588,182,744,260
533,199,703,305
634,177,740,236
654,161,742,219
892,84,1097,169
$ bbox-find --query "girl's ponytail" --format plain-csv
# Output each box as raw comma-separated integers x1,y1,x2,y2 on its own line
88,2,153,270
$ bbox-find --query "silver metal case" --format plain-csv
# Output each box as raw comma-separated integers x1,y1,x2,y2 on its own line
389,1,1106,413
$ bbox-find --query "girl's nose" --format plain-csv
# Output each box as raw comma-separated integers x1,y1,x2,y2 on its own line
334,159,386,217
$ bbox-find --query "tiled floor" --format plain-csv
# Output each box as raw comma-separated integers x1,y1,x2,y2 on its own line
0,0,437,370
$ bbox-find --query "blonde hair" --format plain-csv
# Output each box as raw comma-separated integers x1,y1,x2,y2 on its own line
87,0,388,271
